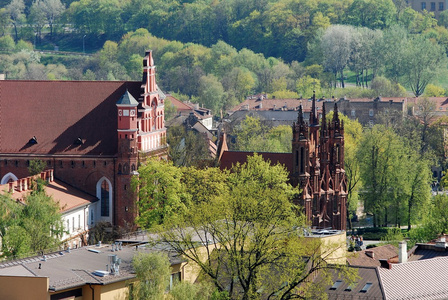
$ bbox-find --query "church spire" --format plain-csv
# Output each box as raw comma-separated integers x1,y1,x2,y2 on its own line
298,104,304,124
333,102,339,123
310,91,317,125
321,102,327,132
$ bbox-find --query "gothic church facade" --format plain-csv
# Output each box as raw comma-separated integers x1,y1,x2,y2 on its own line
291,95,347,230
220,94,347,230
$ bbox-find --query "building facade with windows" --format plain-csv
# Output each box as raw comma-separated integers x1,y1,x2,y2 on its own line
0,50,167,230
408,0,448,18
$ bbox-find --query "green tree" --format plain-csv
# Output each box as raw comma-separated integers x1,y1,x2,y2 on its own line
21,189,65,252
321,25,354,88
346,0,397,29
28,159,46,176
129,251,171,300
6,0,25,42
296,75,321,98
403,35,447,97
1,187,64,257
197,74,226,114
167,125,212,168
357,126,407,227
424,84,446,97
41,0,65,39
134,158,187,229
29,0,47,42
232,116,292,153
168,281,216,300
145,155,355,300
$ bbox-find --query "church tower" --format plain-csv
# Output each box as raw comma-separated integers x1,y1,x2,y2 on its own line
291,94,347,230
137,50,167,155
115,90,139,228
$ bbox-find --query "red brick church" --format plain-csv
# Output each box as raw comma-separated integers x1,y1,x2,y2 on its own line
220,94,347,230
0,50,167,229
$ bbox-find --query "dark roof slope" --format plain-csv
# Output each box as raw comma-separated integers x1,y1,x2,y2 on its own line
0,80,141,156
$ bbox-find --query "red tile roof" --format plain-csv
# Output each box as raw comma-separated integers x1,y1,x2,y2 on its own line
347,244,398,267
220,151,293,173
0,80,141,156
165,94,191,111
1,179,97,213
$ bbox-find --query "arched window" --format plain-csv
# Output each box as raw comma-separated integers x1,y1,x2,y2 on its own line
97,177,112,219
101,181,109,217
1,172,18,184
118,164,122,174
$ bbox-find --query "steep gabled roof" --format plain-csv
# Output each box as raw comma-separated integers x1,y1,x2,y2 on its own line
0,80,141,156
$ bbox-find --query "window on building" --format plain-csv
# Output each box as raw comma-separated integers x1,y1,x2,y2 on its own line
72,217,75,231
431,2,436,10
369,109,374,117
169,272,181,290
351,110,356,117
78,215,81,230
91,208,94,225
101,181,110,217
360,282,373,293
440,2,444,10
330,280,343,290
369,120,374,128
67,219,70,233
422,2,427,10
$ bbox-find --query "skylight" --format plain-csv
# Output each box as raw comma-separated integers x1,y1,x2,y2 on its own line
360,282,373,293
344,282,357,291
330,280,343,290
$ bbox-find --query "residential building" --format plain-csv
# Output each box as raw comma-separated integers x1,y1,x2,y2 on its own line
0,242,190,300
323,97,408,127
165,94,213,130
408,0,448,18
227,95,325,128
0,170,97,248
0,50,167,230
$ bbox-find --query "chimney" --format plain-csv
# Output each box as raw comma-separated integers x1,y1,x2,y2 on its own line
436,236,447,248
365,250,374,259
399,241,407,263
379,259,391,269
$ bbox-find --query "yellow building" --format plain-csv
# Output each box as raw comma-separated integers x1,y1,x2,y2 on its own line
0,243,189,300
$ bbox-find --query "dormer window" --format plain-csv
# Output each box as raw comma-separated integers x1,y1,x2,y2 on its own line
74,137,83,145
28,136,38,144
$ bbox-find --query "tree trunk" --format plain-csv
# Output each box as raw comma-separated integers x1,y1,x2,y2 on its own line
13,23,18,42
340,70,345,88
347,206,352,230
